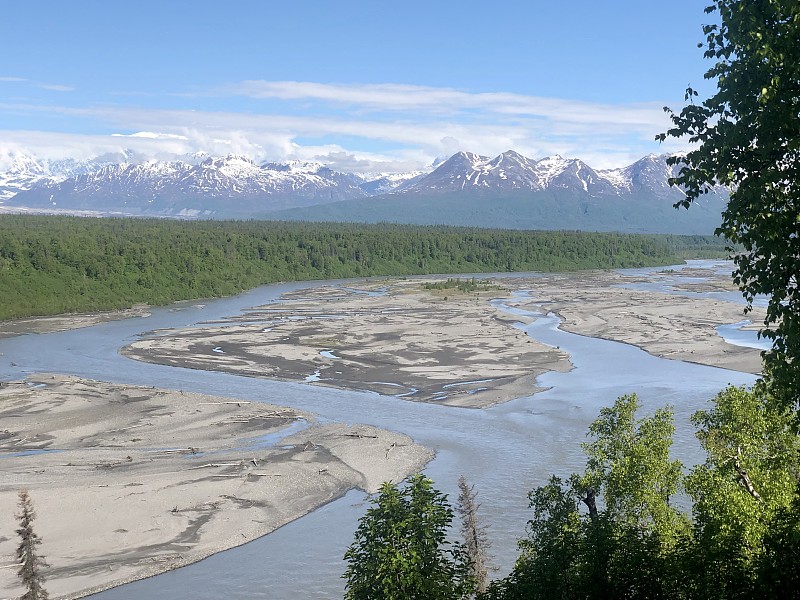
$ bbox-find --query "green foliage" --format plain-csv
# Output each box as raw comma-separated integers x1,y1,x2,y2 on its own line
0,215,722,321
684,384,800,598
485,395,687,600
484,386,800,600
343,475,474,600
577,394,687,543
422,278,497,293
658,0,800,410
756,488,800,597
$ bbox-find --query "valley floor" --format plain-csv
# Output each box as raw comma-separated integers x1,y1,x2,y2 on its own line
123,266,762,408
0,264,763,598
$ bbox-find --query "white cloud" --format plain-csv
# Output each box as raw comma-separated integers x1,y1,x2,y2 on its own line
36,83,75,92
0,80,688,172
230,80,667,129
111,131,189,140
0,77,74,92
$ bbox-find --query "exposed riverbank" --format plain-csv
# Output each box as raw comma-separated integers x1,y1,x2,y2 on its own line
0,305,152,339
0,375,432,599
508,266,764,374
121,267,762,410
122,279,571,408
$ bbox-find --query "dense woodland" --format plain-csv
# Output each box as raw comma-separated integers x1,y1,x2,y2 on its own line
0,215,726,321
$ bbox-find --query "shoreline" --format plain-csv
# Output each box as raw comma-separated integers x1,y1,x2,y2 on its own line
121,279,572,409
0,375,433,599
0,305,152,340
513,269,763,375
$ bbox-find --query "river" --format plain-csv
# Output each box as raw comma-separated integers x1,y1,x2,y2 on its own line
0,261,757,599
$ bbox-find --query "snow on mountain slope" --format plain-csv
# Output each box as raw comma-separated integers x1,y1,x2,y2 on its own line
0,150,144,202
7,154,371,214
403,150,681,197
1,149,705,217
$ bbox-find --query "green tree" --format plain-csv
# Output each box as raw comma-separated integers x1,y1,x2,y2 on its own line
343,474,474,600
657,0,800,411
683,384,800,599
16,490,49,600
756,486,800,597
484,394,687,599
575,394,688,543
456,476,491,595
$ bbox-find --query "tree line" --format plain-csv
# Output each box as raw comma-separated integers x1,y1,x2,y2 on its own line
0,215,726,321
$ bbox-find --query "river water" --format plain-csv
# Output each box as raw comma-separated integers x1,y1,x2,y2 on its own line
0,262,757,599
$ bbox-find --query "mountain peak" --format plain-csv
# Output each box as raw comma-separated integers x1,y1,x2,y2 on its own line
1,150,720,220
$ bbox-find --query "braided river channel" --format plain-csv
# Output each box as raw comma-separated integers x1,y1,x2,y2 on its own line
0,261,758,599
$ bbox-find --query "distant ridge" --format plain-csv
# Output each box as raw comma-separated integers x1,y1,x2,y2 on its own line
0,150,727,234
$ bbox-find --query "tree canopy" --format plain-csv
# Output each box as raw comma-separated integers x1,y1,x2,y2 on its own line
479,387,799,599
658,0,800,411
0,215,726,321
342,475,474,600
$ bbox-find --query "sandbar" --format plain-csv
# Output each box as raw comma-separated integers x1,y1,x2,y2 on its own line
506,267,763,374
0,375,432,599
122,268,763,410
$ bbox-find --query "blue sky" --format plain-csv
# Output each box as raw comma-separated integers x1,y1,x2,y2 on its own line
1,0,716,172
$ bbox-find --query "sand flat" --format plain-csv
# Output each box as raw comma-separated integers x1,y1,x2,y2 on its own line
0,375,432,599
122,269,763,409
506,268,764,374
122,280,571,408
0,264,767,598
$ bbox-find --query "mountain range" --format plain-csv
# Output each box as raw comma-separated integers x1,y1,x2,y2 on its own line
0,150,727,234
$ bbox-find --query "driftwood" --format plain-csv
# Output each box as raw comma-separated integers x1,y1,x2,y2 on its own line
224,414,292,423
344,433,378,439
95,457,133,469
385,442,397,459
108,422,152,433
198,401,251,406
158,447,199,455
187,462,240,470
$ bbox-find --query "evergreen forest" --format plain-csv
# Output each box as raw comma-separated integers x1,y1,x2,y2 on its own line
0,215,726,321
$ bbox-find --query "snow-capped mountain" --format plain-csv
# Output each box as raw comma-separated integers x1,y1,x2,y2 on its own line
260,151,727,235
2,149,710,223
0,149,147,202
613,153,685,197
402,150,685,199
7,154,372,216
357,171,428,195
